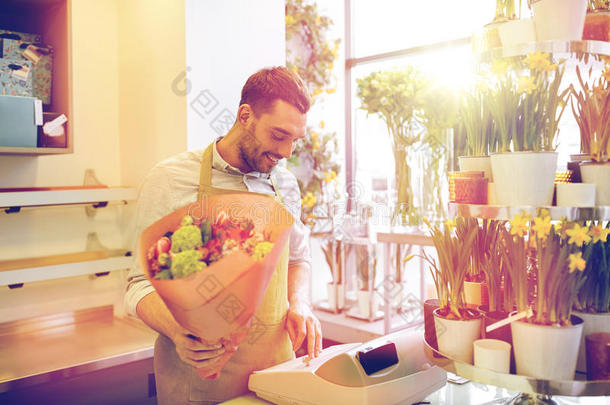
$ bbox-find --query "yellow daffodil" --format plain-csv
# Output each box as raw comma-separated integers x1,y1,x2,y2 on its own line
532,215,552,240
566,223,592,247
253,241,274,262
546,63,558,72
325,87,336,94
568,252,587,274
590,224,610,244
445,217,456,230
323,170,337,183
315,16,321,25
310,130,319,140
285,15,294,26
517,76,537,94
490,59,509,77
523,51,551,71
319,120,325,129
510,212,530,237
302,192,316,208
291,64,299,73
312,140,320,150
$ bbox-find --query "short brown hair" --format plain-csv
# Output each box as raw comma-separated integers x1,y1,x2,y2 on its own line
239,66,311,116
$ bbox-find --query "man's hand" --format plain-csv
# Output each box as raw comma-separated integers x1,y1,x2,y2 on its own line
286,301,322,358
172,328,225,368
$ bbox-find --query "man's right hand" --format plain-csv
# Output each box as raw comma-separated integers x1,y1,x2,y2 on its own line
172,328,225,368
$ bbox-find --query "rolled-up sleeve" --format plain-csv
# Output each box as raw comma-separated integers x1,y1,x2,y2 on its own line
124,166,176,318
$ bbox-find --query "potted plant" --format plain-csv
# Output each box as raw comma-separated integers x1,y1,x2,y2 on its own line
494,0,537,47
455,218,488,307
321,238,344,311
354,244,378,319
583,1,610,41
458,83,494,180
357,67,429,227
419,218,481,363
571,64,610,206
532,0,588,41
573,222,610,374
508,212,588,380
489,52,570,206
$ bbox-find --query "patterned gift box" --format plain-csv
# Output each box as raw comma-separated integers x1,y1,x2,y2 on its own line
0,58,33,97
22,44,53,104
0,30,41,59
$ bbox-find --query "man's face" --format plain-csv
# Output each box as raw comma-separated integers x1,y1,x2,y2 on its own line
237,99,307,173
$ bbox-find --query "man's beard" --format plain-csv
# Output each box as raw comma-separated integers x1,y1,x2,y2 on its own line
237,122,272,173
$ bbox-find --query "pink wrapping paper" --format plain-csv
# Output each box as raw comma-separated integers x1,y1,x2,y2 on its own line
138,193,294,379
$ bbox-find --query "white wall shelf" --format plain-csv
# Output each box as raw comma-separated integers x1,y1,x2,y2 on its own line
0,187,137,211
0,253,132,286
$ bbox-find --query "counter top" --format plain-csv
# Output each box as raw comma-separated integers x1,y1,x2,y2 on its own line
0,305,157,393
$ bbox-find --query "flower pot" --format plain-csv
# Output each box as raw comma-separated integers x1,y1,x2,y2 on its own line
424,299,439,350
586,332,610,380
464,281,488,308
487,182,497,205
458,155,493,181
511,315,584,380
573,311,610,374
357,289,379,319
497,18,536,47
453,177,488,204
532,0,587,41
490,151,558,206
583,10,610,41
556,183,596,207
474,339,512,374
326,283,345,311
433,308,482,364
581,162,610,206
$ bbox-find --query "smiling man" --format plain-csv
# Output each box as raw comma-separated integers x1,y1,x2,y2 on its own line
125,67,322,405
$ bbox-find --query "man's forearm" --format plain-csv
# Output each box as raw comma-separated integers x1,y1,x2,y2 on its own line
136,291,182,341
287,263,311,306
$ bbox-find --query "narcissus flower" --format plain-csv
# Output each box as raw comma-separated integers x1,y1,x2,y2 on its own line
568,252,587,273
532,215,552,240
517,76,537,94
490,59,509,77
302,192,316,208
252,241,274,262
524,51,551,71
445,217,456,230
285,15,295,25
323,170,337,183
566,223,592,247
591,224,610,244
510,212,530,237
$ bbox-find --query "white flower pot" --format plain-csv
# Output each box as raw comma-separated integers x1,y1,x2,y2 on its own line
498,18,536,47
581,163,610,206
357,289,379,319
458,155,493,181
433,308,482,364
490,152,558,206
511,315,584,380
556,183,596,207
474,339,512,374
487,182,497,205
532,0,587,41
573,311,610,374
326,283,345,311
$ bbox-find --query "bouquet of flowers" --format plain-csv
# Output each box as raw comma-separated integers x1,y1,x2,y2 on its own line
137,194,294,380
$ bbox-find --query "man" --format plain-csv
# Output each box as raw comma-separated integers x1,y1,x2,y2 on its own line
125,66,322,404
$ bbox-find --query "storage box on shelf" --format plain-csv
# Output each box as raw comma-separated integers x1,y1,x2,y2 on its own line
0,0,72,154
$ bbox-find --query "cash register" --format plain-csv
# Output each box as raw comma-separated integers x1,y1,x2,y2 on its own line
249,330,446,405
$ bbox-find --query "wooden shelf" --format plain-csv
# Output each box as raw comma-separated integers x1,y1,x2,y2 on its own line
0,306,157,393
0,146,71,155
0,252,132,286
0,187,137,209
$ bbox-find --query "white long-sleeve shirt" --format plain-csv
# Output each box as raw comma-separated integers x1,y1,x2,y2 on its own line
123,141,311,317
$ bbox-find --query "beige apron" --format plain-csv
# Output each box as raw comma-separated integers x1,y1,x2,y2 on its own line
154,144,294,404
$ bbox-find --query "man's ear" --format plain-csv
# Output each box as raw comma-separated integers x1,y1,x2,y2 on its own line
237,104,254,128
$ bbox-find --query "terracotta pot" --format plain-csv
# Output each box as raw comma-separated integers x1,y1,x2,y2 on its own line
423,299,439,350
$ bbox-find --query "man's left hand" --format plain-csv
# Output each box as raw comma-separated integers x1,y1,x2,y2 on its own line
286,301,322,358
